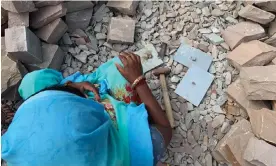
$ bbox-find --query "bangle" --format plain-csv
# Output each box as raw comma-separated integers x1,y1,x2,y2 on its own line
131,75,145,89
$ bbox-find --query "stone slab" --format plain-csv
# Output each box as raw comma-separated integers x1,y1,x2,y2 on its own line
225,131,254,166
213,119,252,164
64,1,94,13
255,1,276,12
35,18,68,44
1,1,37,13
134,43,163,73
240,66,276,100
1,8,8,25
249,108,276,144
107,17,135,44
8,12,29,28
5,26,42,64
175,65,214,106
203,33,224,45
268,21,276,37
107,1,138,16
227,40,276,70
239,5,275,25
34,1,63,8
25,43,65,71
222,22,265,50
30,4,67,29
66,8,93,32
265,33,276,47
243,137,276,166
174,43,213,71
1,37,21,93
227,79,268,115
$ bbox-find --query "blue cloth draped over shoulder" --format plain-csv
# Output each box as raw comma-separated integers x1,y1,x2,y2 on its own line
2,57,153,166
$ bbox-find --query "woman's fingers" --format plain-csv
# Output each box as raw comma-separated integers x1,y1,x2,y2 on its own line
115,63,125,75
83,82,101,101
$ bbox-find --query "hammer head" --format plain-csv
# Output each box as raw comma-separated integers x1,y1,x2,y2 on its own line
152,67,171,76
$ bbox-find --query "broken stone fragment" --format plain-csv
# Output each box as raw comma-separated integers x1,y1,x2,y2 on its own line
255,1,276,12
5,26,42,64
265,33,276,47
1,1,37,13
225,130,254,166
8,12,29,28
34,1,63,8
25,43,65,72
227,79,268,115
248,108,276,144
1,37,21,93
107,17,135,44
204,33,224,45
30,4,67,29
227,40,276,70
66,8,93,32
243,137,276,166
107,1,138,16
64,1,94,13
212,119,252,164
222,22,265,50
240,66,276,100
238,5,275,25
35,18,68,44
268,21,276,37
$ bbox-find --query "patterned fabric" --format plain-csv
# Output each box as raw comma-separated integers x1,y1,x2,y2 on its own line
3,57,154,166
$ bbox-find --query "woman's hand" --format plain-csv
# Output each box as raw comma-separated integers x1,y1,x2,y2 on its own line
115,52,143,84
67,81,100,101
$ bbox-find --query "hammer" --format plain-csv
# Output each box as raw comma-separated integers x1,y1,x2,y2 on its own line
153,43,175,127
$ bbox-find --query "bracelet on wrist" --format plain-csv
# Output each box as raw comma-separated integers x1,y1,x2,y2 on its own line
131,75,146,89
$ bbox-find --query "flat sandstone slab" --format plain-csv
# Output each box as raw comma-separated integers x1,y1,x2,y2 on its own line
227,40,276,70
249,108,276,144
107,1,138,16
239,5,275,25
227,79,268,114
5,26,42,64
30,4,67,29
107,17,135,44
1,1,37,13
35,18,68,44
240,66,276,100
243,137,276,166
222,22,265,50
212,119,252,164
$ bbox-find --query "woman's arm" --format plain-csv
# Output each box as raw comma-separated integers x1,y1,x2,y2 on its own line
116,52,172,146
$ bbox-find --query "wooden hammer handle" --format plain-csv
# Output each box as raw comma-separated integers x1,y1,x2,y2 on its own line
160,74,174,127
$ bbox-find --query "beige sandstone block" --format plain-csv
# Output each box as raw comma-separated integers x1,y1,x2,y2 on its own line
8,12,29,28
222,22,265,50
107,1,139,16
212,119,252,164
238,5,275,25
243,137,276,166
240,66,276,100
249,108,276,144
227,79,268,114
227,40,276,70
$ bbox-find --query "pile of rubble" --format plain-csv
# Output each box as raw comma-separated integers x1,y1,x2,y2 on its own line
1,1,276,166
212,2,276,166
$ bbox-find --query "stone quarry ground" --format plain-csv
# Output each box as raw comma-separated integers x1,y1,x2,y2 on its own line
60,1,241,166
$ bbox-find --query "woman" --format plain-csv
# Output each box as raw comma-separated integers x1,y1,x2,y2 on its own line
2,52,172,166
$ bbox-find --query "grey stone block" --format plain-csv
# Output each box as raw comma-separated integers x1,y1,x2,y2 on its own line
30,4,67,29
64,1,94,13
107,17,135,44
107,1,138,16
35,18,68,44
66,8,93,32
5,26,42,64
8,12,29,28
1,8,8,25
25,43,65,71
1,1,37,13
34,1,63,8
